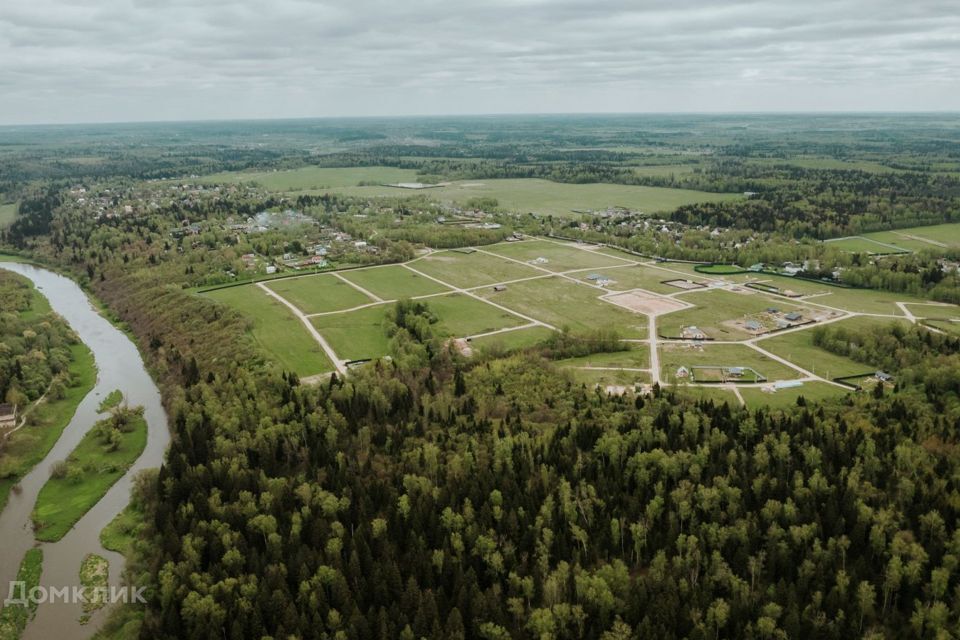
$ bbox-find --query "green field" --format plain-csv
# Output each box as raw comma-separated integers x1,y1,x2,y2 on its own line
0,343,96,513
824,236,909,254
0,549,42,639
660,343,801,383
565,368,650,387
205,285,334,376
580,265,700,294
760,330,873,379
662,289,803,340
33,412,148,542
863,223,960,251
311,304,392,361
482,240,633,272
411,250,544,289
265,275,374,314
199,166,418,191
427,293,526,336
338,265,450,299
468,326,556,353
317,178,744,218
0,203,17,227
554,346,651,371
476,277,648,338
739,382,848,410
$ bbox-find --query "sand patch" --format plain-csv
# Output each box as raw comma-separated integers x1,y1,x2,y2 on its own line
602,290,689,316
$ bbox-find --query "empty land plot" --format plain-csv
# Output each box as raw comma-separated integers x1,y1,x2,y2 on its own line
760,330,874,379
923,318,960,336
866,223,960,249
824,236,909,254
206,285,334,376
677,386,741,406
311,304,392,361
318,178,743,218
740,382,848,410
663,290,803,340
427,293,526,336
565,368,650,388
577,266,693,294
266,275,374,314
412,251,543,288
468,326,556,352
660,343,801,383
483,240,631,272
477,277,648,338
338,265,450,299
808,287,934,316
554,346,651,371
199,166,418,191
603,290,689,316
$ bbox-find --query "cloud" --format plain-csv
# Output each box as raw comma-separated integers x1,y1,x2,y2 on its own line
0,0,957,123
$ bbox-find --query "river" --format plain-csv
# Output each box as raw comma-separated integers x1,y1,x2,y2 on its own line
0,262,169,639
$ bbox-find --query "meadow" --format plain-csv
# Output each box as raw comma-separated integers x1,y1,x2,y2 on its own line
0,203,17,227
265,275,374,314
476,277,648,338
205,285,335,376
198,166,418,191
659,343,801,383
863,223,960,250
410,250,543,289
738,382,848,410
661,289,804,340
338,265,450,299
310,305,392,362
319,178,743,218
481,239,633,272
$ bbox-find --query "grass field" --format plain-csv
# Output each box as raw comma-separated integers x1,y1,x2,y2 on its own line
100,501,143,556
338,265,450,299
0,203,17,227
199,166,418,191
33,413,148,542
760,331,871,379
554,346,651,371
477,277,648,338
265,275,374,314
739,382,848,410
317,178,744,218
565,368,650,387
427,293,526,336
481,240,632,272
205,285,334,376
0,343,96,514
660,343,801,383
824,236,909,254
468,326,556,353
311,304,392,361
662,289,803,340
0,549,42,639
863,223,960,250
411,250,543,289
579,265,698,294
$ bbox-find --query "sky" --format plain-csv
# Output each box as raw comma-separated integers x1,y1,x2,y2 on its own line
0,0,958,124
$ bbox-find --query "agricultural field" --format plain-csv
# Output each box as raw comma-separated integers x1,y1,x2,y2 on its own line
265,275,374,314
660,289,805,340
0,203,17,227
411,250,543,289
476,277,648,338
199,166,418,191
205,285,335,376
319,177,744,218
481,239,633,272
338,265,450,299
310,305,392,362
659,343,801,383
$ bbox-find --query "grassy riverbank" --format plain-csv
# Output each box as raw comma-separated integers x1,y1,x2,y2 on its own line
0,343,96,513
32,409,147,542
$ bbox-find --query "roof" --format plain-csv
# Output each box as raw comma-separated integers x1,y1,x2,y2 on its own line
745,320,762,329
784,312,803,321
728,367,744,374
774,380,804,389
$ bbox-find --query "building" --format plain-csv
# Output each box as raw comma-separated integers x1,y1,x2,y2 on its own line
682,326,707,340
493,285,507,292
727,367,745,378
784,311,803,322
875,371,893,383
585,274,604,281
774,380,804,390
745,319,762,332
676,366,690,379
265,265,277,275
766,307,780,314
0,403,16,429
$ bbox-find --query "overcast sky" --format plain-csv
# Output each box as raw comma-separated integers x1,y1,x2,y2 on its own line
0,0,958,124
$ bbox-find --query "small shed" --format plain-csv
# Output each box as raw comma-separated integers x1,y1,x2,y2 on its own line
784,311,803,322
676,366,690,379
727,367,745,377
745,319,762,331
875,371,892,382
493,285,508,292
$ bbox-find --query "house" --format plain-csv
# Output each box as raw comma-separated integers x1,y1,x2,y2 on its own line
682,326,707,340
745,320,762,331
727,367,745,378
875,371,893,383
0,403,16,428
265,265,277,275
676,366,690,379
784,311,803,322
585,274,604,281
766,307,780,314
531,257,549,265
493,285,507,292
748,263,764,272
